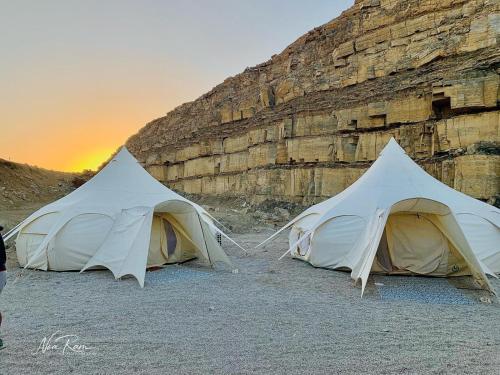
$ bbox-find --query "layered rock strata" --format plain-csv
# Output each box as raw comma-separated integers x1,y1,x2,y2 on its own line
126,0,500,205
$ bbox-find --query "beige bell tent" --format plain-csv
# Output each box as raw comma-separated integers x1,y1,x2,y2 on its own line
5,148,241,286
259,138,499,295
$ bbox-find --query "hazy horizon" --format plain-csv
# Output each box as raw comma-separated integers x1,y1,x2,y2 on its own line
0,0,353,172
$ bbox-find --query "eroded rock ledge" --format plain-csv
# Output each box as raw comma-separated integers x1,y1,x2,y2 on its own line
126,0,500,205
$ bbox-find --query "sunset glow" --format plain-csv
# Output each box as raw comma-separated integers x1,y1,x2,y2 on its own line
0,0,352,172
66,148,117,173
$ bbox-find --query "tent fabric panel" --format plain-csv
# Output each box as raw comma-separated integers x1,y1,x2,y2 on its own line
351,209,390,295
444,239,471,276
430,214,493,292
390,198,451,216
16,233,47,269
147,215,169,267
200,220,232,268
372,229,392,272
82,207,151,286
456,213,500,273
116,209,153,286
293,213,321,232
48,213,114,271
308,215,366,269
385,213,449,275
371,219,470,277
171,211,208,257
19,211,85,271
19,212,60,235
481,252,500,275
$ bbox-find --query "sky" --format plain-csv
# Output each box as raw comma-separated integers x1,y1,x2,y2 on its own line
0,0,353,172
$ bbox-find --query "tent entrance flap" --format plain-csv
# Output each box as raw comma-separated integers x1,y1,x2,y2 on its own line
371,212,471,276
147,213,197,267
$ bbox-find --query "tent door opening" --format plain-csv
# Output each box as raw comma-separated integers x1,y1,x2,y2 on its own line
147,213,196,267
372,212,470,276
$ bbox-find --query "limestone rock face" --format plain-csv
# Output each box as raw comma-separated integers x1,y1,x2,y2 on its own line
127,0,500,205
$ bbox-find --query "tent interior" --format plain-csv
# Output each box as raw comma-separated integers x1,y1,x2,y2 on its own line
147,213,198,267
371,199,473,277
148,200,213,268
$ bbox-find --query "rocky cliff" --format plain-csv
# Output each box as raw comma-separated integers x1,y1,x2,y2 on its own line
126,0,500,206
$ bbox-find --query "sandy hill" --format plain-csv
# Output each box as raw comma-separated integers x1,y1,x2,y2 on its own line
0,159,76,230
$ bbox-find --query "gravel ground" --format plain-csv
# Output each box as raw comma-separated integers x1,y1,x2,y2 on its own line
0,229,499,375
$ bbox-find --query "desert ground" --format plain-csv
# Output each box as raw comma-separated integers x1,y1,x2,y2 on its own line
0,198,499,375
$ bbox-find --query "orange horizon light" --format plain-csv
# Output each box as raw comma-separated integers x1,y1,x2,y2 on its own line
64,147,117,173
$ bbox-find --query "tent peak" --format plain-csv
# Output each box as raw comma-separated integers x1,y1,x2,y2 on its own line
113,146,139,164
380,137,406,157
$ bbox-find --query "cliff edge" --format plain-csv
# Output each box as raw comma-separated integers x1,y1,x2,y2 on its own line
126,0,500,205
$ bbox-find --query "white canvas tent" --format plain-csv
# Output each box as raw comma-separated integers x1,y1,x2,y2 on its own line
259,138,499,295
6,148,240,287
